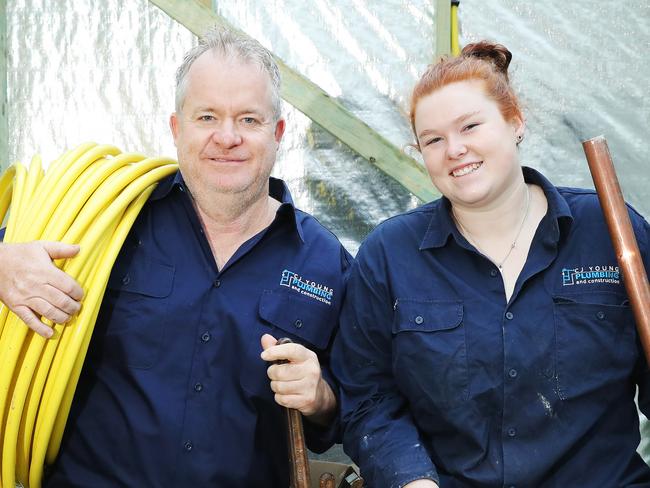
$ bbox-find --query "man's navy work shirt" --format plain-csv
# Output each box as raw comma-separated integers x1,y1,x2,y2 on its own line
44,173,352,487
332,167,650,487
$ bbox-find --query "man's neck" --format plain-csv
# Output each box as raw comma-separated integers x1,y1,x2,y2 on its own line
192,188,281,270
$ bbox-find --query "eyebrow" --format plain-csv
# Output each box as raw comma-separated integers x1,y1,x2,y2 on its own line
453,110,481,125
417,110,481,139
191,106,267,117
192,106,216,113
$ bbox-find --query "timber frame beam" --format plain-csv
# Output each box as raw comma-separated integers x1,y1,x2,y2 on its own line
149,0,438,202
435,0,452,59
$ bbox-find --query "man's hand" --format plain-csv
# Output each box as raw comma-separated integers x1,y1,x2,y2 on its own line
0,241,83,338
260,333,336,424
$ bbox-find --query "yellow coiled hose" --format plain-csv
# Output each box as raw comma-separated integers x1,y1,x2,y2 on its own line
0,142,178,488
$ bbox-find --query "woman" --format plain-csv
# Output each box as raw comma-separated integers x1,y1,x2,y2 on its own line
331,41,650,487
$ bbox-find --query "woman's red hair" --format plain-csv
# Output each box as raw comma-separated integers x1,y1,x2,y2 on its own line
410,41,523,145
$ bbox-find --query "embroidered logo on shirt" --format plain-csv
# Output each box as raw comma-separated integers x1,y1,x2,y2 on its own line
280,269,333,305
561,265,620,286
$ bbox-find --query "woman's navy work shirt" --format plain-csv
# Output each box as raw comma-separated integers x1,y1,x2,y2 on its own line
332,167,650,488
44,173,351,487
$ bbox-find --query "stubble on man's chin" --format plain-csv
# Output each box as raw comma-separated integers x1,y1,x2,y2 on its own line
189,177,272,220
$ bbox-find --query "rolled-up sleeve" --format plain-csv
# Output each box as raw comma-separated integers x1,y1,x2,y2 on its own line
331,240,438,488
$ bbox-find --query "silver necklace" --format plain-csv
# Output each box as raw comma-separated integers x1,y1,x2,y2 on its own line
453,184,531,270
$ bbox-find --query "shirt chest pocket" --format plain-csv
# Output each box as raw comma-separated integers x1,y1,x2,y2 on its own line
258,289,335,350
553,293,637,400
392,299,468,409
99,259,175,370
240,289,335,396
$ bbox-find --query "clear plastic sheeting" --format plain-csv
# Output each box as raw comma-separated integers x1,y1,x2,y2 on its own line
458,0,650,224
6,1,649,254
4,0,431,254
6,1,194,165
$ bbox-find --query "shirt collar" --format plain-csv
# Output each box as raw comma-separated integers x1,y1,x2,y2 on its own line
149,171,305,242
269,177,306,243
149,170,184,201
419,166,574,250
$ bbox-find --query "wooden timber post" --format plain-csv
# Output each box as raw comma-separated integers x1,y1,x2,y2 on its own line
148,0,438,203
435,0,452,59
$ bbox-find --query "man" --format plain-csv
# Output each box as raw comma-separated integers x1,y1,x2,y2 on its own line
0,27,350,486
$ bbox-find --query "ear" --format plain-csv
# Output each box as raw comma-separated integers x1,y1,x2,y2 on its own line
274,118,286,144
169,113,180,146
511,114,525,140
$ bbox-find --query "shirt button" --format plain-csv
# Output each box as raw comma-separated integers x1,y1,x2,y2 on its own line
294,319,303,328
507,427,517,437
121,275,130,285
414,315,424,325
596,311,605,320
505,311,514,320
508,368,518,378
194,382,203,392
201,332,211,343
183,441,193,451
214,279,221,288
490,269,498,277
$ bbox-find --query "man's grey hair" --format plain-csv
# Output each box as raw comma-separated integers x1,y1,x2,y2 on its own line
175,26,282,120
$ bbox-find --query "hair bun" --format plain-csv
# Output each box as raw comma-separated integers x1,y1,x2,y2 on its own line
461,41,512,79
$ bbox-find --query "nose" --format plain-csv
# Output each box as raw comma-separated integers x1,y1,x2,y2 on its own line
211,121,242,148
446,137,467,160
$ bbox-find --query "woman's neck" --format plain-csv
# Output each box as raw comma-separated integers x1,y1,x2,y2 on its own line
451,180,530,242
452,181,548,301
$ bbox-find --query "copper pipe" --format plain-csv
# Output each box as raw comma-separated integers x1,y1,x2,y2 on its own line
319,472,336,488
583,136,650,362
285,407,310,488
275,338,311,488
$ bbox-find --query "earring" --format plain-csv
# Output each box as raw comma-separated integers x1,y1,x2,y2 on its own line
516,134,524,144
